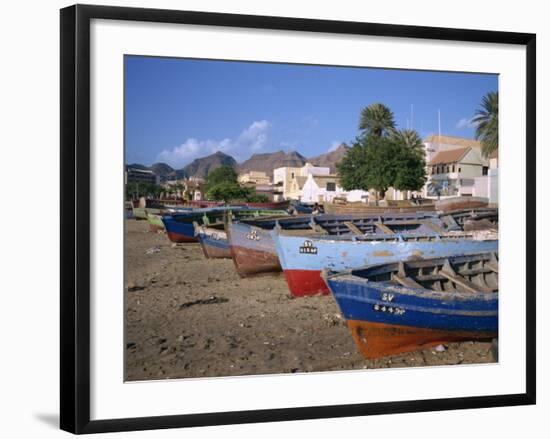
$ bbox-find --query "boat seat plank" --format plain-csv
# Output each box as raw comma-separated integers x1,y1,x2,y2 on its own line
485,261,499,273
344,221,364,236
375,222,395,234
309,222,329,234
439,270,494,293
391,273,424,289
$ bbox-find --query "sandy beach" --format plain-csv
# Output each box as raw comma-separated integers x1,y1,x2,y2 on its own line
124,218,495,381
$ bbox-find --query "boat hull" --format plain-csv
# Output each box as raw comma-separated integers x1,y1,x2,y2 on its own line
147,213,165,232
326,265,498,358
197,231,231,259
162,217,198,243
436,197,489,212
323,203,436,215
346,319,495,359
227,222,281,276
274,233,498,297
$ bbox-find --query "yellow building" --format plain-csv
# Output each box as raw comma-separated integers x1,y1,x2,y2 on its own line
237,171,271,185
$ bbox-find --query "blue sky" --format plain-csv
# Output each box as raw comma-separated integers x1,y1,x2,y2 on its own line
125,56,497,168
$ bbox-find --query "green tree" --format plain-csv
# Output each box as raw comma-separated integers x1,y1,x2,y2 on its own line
244,192,270,203
207,181,248,202
389,128,425,157
204,165,239,189
359,103,396,138
472,91,498,157
337,135,426,203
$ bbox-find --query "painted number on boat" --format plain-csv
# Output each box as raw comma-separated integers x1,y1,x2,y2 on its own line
299,240,318,254
373,303,405,315
246,230,260,241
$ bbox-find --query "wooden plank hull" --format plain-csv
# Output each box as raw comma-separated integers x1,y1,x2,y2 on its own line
162,208,290,243
245,200,290,210
226,212,449,277
325,253,498,358
323,203,436,215
346,319,495,359
436,197,489,212
226,221,281,276
197,229,231,259
273,233,498,297
147,213,165,232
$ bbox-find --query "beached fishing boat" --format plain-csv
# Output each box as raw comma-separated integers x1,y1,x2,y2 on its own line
440,208,498,231
324,252,498,358
435,196,489,212
226,212,451,277
323,201,436,215
162,208,289,243
194,223,231,259
273,231,498,297
146,213,166,232
244,200,290,210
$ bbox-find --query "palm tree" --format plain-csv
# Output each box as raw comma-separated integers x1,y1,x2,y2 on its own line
359,103,396,137
389,128,425,156
472,91,498,157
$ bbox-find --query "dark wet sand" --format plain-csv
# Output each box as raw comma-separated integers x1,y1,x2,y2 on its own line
124,219,494,381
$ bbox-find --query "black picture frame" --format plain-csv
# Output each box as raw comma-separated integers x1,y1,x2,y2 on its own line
60,4,536,434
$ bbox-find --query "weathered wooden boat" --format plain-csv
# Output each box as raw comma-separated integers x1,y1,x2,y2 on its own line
194,223,231,259
273,231,498,297
132,206,155,220
181,200,224,209
435,196,489,213
323,201,436,215
324,252,498,358
244,200,290,210
290,202,314,214
440,208,498,231
226,212,451,277
162,208,289,243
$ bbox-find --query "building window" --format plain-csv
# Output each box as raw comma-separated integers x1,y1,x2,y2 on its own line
452,164,455,172
482,166,489,176
326,182,336,191
291,172,295,179
458,167,461,172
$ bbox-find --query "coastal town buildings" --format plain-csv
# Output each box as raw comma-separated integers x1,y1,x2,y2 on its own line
300,174,343,203
237,171,271,185
421,135,490,198
473,149,498,203
273,163,330,200
425,146,488,197
125,167,160,185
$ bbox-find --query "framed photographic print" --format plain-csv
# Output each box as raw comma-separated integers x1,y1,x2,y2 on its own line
60,4,536,434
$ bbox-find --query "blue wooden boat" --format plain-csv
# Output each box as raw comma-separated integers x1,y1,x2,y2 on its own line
162,208,290,243
324,252,498,358
272,230,498,297
227,212,454,277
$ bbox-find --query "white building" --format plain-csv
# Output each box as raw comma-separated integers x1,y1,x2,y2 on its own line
425,147,488,197
300,174,344,203
473,149,498,204
422,135,490,198
273,162,330,200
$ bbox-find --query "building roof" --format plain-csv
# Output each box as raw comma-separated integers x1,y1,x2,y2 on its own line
424,135,482,149
428,147,471,165
311,174,340,187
